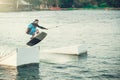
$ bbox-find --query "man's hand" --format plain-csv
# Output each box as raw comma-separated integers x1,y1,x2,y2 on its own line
45,28,48,30
36,29,39,34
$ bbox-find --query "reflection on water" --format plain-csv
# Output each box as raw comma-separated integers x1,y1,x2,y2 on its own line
17,63,40,80
0,63,40,80
0,65,17,80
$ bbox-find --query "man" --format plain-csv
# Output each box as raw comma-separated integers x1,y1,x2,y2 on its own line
26,19,48,39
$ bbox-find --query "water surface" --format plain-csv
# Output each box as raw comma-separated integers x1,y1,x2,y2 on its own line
0,10,120,80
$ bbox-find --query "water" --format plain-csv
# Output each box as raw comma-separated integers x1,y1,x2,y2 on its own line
0,10,120,80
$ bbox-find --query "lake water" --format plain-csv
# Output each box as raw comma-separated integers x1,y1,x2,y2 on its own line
0,10,120,80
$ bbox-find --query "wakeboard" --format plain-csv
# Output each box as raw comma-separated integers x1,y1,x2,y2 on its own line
27,32,47,46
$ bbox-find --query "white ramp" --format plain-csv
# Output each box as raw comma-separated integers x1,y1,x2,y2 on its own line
0,50,17,66
40,45,87,64
41,45,87,55
0,47,40,66
17,47,40,66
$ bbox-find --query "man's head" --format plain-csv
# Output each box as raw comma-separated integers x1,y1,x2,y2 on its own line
33,19,39,24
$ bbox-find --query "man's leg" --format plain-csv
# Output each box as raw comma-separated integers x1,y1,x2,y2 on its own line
36,29,39,34
31,33,35,39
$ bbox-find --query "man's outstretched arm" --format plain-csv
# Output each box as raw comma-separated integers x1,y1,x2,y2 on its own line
38,25,48,29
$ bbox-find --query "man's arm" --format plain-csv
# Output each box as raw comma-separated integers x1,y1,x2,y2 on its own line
32,23,48,30
26,28,31,34
37,25,47,30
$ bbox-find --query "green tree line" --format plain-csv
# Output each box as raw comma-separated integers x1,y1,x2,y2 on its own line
25,0,120,8
26,0,120,8
2,0,120,8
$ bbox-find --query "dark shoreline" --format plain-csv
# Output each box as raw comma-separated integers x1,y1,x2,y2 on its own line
0,8,120,12
61,8,120,10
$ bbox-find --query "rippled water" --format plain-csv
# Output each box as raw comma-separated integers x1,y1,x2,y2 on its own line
0,10,120,80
